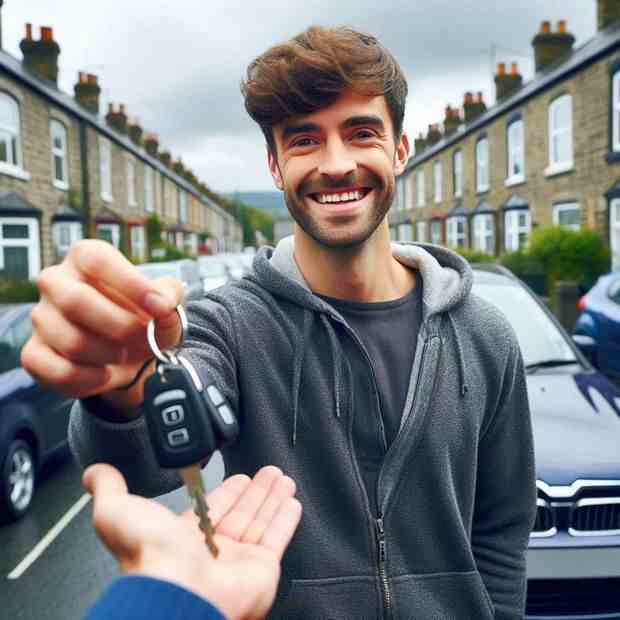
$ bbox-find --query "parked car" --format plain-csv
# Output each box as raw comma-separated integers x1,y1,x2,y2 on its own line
472,264,620,619
574,272,620,381
197,255,232,293
0,304,73,522
137,259,203,302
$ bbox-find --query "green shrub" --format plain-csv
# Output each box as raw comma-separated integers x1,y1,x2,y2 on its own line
0,278,40,302
149,243,193,262
500,249,546,295
454,248,496,264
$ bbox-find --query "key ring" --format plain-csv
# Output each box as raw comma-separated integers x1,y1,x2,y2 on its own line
147,304,188,364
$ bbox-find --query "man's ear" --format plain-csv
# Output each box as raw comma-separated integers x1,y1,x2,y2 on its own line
393,132,410,177
267,146,284,190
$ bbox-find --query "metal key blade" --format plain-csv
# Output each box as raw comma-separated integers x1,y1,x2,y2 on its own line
179,465,219,557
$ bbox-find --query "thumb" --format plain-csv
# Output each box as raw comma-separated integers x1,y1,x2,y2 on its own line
83,463,128,498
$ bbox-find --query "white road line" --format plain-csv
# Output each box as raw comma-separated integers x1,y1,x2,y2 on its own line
7,493,92,580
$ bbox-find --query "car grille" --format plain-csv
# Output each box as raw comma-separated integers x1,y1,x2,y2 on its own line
526,578,620,616
532,499,555,536
571,499,620,534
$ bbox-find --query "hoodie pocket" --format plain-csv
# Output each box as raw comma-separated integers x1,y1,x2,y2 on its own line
268,575,381,620
390,570,495,620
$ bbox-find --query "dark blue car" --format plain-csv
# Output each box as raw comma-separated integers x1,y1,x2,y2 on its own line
0,303,73,522
574,272,620,381
472,265,620,619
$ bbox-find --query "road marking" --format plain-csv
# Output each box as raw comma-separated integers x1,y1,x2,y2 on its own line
7,493,91,580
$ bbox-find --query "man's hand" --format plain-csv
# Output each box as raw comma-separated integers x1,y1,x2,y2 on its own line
83,464,302,620
21,240,184,407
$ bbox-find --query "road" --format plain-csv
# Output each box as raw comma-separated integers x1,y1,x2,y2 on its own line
0,448,225,619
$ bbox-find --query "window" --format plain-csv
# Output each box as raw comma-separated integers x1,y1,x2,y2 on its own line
96,223,120,248
476,137,489,193
398,223,413,241
506,119,524,184
0,93,28,179
99,137,112,201
127,158,136,207
612,72,620,152
0,313,32,373
433,161,442,203
504,210,530,252
473,214,495,254
130,225,146,261
446,216,467,248
416,169,425,207
553,202,580,230
547,94,573,174
50,120,68,189
416,221,427,242
611,199,620,271
0,218,41,280
145,166,154,212
52,221,82,259
430,220,442,245
453,150,463,198
178,189,188,223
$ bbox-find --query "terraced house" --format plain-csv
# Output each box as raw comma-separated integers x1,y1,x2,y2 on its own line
392,0,620,270
0,20,241,281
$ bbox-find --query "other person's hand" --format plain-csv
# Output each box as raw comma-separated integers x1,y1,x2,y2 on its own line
83,464,302,620
21,240,184,405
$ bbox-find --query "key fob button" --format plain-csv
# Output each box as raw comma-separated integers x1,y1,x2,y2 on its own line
162,404,185,426
154,389,187,407
168,428,190,447
206,385,224,407
217,404,235,425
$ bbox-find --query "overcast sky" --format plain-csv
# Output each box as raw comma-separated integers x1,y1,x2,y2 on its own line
1,0,597,193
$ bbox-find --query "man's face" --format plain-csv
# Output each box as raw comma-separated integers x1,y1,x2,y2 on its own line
268,90,409,249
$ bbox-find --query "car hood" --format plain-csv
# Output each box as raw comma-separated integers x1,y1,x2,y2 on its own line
528,371,620,486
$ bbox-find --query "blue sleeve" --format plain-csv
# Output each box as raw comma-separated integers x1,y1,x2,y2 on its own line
83,575,226,620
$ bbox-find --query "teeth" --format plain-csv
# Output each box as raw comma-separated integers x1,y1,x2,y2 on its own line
317,191,364,203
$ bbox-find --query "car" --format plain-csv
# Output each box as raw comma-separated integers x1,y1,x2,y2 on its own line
574,272,620,381
137,259,203,302
0,304,73,522
197,255,232,293
471,264,620,619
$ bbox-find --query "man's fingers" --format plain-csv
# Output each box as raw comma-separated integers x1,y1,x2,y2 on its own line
260,498,303,561
83,463,129,498
241,474,297,545
203,474,253,526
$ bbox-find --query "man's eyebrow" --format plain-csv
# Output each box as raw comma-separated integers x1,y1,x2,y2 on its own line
281,123,321,140
342,115,385,131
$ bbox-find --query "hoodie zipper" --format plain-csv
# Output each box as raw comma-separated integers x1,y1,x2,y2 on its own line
376,513,392,618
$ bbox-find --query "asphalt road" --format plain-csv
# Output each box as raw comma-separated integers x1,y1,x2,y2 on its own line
0,448,225,620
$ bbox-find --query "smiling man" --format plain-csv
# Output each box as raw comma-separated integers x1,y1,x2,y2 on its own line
23,26,536,620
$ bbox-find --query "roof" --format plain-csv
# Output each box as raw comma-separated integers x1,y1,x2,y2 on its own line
405,20,620,171
0,49,237,224
0,189,40,215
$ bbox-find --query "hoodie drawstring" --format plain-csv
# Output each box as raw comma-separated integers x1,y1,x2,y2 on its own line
448,312,468,397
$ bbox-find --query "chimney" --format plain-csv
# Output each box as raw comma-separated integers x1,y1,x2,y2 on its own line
443,105,461,136
414,132,427,154
144,133,159,157
20,24,61,84
74,72,101,114
426,123,442,146
463,91,485,123
128,118,143,146
532,20,575,72
105,103,128,134
173,158,185,176
495,61,523,102
159,150,172,167
598,0,620,29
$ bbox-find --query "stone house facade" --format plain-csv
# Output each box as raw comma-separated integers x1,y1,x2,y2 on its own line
0,23,241,281
392,0,620,270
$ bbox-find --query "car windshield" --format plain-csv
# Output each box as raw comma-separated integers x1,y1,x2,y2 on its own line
472,277,577,368
138,264,177,280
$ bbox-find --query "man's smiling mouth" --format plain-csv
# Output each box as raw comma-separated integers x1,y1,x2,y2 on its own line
309,188,372,204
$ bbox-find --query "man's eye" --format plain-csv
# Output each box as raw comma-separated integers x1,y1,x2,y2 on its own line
352,129,375,140
291,137,316,148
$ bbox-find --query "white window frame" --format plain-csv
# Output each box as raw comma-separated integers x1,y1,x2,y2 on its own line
0,93,30,181
178,189,188,224
453,150,463,198
416,221,427,242
96,223,120,248
546,94,573,176
504,209,531,252
611,198,620,271
430,220,442,245
553,202,581,230
52,221,82,258
433,160,442,204
99,137,112,202
476,137,489,193
50,119,68,190
506,119,525,186
127,158,137,207
613,72,620,152
0,217,41,279
473,213,495,254
416,169,425,207
130,225,146,261
446,216,467,248
144,166,154,212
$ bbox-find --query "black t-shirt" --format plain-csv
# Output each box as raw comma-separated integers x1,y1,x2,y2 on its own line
317,276,423,514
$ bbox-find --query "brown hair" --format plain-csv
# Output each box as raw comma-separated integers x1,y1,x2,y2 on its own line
241,26,408,153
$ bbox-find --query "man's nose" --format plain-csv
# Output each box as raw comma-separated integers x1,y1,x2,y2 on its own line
317,139,356,179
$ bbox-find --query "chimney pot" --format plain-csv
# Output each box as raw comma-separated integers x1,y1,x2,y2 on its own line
464,91,473,104
119,104,126,114
497,62,506,76
87,73,97,85
40,26,53,42
557,20,567,33
108,103,114,113
541,20,551,34
510,62,518,75
25,23,32,40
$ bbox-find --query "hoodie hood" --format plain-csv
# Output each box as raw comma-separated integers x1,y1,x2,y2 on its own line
245,235,473,445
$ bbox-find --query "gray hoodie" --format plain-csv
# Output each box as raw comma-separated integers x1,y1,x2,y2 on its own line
69,238,536,620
